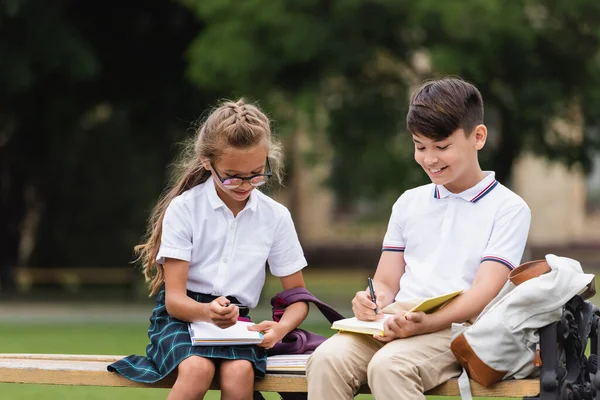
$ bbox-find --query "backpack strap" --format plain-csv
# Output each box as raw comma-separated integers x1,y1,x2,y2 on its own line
270,287,345,324
509,260,551,286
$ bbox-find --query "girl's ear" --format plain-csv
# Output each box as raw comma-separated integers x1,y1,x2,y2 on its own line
200,159,211,170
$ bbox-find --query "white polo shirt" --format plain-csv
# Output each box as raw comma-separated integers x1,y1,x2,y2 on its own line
157,178,307,308
383,171,531,302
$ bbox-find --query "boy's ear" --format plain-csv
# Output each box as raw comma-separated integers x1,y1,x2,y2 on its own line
473,124,487,150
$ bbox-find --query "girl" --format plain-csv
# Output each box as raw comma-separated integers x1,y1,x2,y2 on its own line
108,99,309,400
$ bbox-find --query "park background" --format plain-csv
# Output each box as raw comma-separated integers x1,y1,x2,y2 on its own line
2,0,600,399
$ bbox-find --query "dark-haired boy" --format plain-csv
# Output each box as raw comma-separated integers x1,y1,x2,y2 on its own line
306,78,531,399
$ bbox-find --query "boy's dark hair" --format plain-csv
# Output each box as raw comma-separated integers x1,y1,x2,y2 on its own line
407,77,484,140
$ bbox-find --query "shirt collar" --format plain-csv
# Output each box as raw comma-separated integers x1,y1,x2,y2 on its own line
433,171,498,203
205,177,258,213
205,177,226,210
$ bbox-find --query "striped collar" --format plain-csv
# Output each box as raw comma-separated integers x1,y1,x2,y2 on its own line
433,172,498,203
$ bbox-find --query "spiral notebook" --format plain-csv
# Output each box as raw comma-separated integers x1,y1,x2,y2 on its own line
188,320,264,346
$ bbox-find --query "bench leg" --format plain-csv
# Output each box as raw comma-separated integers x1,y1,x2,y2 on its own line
524,296,600,400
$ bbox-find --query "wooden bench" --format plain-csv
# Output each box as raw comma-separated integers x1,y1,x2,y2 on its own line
0,354,540,397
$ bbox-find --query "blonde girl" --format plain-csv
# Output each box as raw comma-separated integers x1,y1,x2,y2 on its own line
108,99,309,400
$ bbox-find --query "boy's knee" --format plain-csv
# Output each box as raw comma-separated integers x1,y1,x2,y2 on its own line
368,352,413,377
307,339,346,374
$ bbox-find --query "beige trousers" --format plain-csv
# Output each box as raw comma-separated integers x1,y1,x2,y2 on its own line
306,327,461,399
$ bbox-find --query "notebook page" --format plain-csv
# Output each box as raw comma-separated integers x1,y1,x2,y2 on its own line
331,314,393,333
189,320,263,340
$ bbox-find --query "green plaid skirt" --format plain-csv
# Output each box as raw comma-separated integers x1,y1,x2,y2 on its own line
107,287,267,383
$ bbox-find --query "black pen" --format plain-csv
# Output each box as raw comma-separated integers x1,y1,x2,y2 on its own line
367,278,379,315
226,303,249,312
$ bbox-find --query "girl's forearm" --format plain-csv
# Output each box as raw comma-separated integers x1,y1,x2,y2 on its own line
276,301,309,334
166,293,210,322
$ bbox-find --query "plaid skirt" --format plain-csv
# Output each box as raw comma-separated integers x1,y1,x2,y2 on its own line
107,287,267,383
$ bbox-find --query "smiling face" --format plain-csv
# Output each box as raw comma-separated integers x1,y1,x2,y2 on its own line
413,126,487,193
206,141,269,213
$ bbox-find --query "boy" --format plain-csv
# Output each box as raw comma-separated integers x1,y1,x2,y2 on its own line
306,78,531,399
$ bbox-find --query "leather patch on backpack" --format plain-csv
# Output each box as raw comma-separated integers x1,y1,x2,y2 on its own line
450,333,507,387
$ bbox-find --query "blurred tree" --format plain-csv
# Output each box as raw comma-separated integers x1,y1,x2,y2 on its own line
413,0,600,183
183,0,421,215
184,0,600,209
0,0,213,291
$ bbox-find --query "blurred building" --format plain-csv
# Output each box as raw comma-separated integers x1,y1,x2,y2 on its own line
275,122,600,269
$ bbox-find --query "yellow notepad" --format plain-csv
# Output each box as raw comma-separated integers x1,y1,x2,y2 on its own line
404,289,464,314
331,289,463,336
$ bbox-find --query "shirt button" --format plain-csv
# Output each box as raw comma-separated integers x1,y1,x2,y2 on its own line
230,223,235,230
223,258,228,263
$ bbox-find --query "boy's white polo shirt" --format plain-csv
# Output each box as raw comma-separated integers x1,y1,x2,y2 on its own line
383,171,531,302
157,178,307,308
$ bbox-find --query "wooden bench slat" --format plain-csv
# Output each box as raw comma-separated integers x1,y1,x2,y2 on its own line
0,355,541,397
0,354,123,362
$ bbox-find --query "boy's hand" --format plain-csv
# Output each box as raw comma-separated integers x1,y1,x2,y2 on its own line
248,321,286,349
352,290,384,321
374,311,429,342
207,297,239,329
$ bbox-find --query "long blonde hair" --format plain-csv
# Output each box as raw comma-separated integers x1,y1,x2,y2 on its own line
136,99,284,296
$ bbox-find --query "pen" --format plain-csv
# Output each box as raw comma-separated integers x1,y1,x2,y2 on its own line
226,303,249,312
367,277,379,315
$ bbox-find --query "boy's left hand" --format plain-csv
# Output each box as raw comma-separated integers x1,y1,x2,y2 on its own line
248,321,286,349
374,311,430,342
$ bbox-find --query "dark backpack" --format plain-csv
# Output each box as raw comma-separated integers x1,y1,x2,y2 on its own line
254,287,345,400
268,287,345,356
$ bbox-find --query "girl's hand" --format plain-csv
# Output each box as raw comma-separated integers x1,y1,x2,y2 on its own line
207,297,239,329
374,311,429,342
352,290,384,321
248,321,286,349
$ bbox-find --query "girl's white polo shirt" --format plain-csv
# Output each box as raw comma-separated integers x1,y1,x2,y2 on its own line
157,178,307,308
383,172,531,302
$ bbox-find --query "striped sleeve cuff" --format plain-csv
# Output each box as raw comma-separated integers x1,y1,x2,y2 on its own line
382,245,405,252
481,256,516,270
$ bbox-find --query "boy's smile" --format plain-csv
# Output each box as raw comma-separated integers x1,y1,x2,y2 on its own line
413,126,487,193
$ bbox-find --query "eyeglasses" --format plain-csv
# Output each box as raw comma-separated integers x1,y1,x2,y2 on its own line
210,158,272,189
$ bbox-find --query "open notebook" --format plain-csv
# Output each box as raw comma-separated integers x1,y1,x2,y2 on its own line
331,289,463,336
188,320,264,346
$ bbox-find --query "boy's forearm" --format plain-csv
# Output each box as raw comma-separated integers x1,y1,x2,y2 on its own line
372,251,404,308
424,261,510,333
371,280,397,308
276,301,309,334
423,289,490,333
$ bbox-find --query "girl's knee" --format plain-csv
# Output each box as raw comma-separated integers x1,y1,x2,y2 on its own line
177,356,216,381
219,360,254,393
